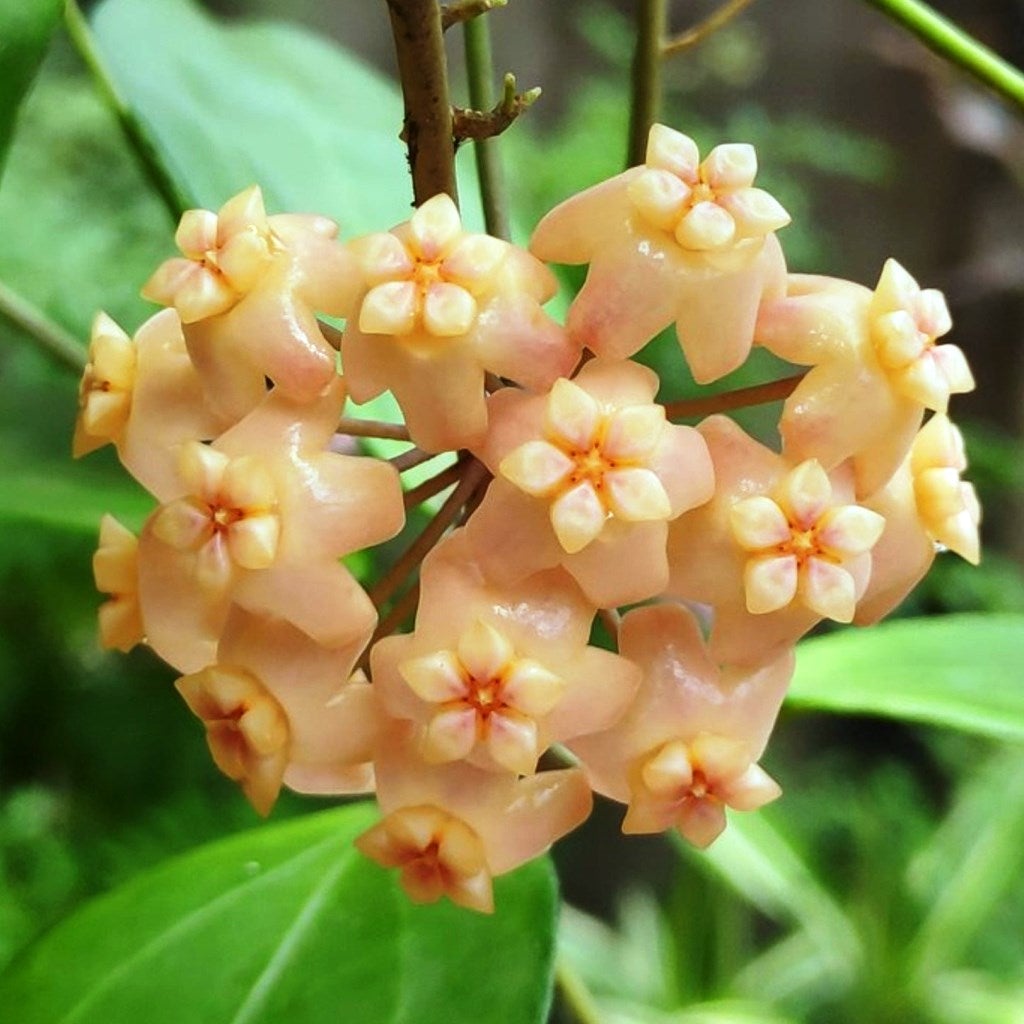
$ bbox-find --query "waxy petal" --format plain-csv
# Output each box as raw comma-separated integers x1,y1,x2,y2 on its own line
175,208,218,259
422,281,477,336
627,167,690,231
226,514,280,569
442,234,508,290
720,763,782,811
641,739,693,796
777,459,832,528
359,280,418,335
423,707,479,763
675,201,736,250
486,710,540,774
178,440,228,498
702,143,757,190
602,403,666,461
720,187,791,237
873,309,924,368
800,558,856,621
744,554,799,614
933,344,975,395
400,650,468,703
409,193,462,261
895,353,952,411
457,619,514,682
603,467,672,521
151,498,211,550
645,124,700,180
550,481,606,553
729,496,791,550
500,441,575,497
502,660,567,718
545,378,601,450
817,505,885,557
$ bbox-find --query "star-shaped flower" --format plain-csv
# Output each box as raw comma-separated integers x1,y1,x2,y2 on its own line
342,193,577,453
372,530,640,775
357,719,592,913
570,603,791,848
530,124,789,383
177,605,383,816
73,310,227,498
92,514,144,654
465,358,714,607
143,186,362,422
666,416,884,666
137,379,404,673
856,413,981,624
755,262,975,497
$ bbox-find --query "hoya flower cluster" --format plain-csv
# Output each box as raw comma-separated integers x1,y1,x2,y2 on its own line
75,126,980,914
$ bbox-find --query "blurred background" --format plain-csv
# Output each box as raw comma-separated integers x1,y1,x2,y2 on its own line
1,2,1023,1021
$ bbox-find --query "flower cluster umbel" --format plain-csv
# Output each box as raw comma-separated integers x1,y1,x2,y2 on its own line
76,126,979,913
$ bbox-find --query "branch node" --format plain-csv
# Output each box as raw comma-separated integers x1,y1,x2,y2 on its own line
441,0,508,31
452,76,541,143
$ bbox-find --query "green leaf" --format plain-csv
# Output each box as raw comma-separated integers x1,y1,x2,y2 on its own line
906,749,1024,980
0,803,559,1024
0,454,152,535
787,615,1024,741
0,0,63,176
89,0,484,234
674,815,861,990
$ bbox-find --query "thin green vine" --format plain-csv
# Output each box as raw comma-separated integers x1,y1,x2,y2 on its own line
862,0,1024,112
462,12,511,238
63,0,190,222
627,0,668,168
0,279,86,374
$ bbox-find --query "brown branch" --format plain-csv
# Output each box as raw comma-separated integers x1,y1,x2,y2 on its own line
386,0,458,205
358,581,422,674
664,373,805,421
390,446,439,473
662,0,758,57
371,458,490,608
403,459,465,508
441,0,507,30
453,73,541,142
337,417,411,442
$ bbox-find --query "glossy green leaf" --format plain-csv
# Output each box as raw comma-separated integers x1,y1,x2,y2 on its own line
0,0,63,175
0,802,559,1024
787,615,1024,741
90,0,484,234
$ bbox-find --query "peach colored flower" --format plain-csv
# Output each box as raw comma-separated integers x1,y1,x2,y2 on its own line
73,310,227,498
856,413,981,624
137,379,404,673
570,604,792,848
92,514,144,653
143,186,361,421
176,604,383,815
357,720,592,912
342,193,578,452
755,262,974,497
465,358,714,607
372,530,640,775
530,124,788,383
667,416,883,666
